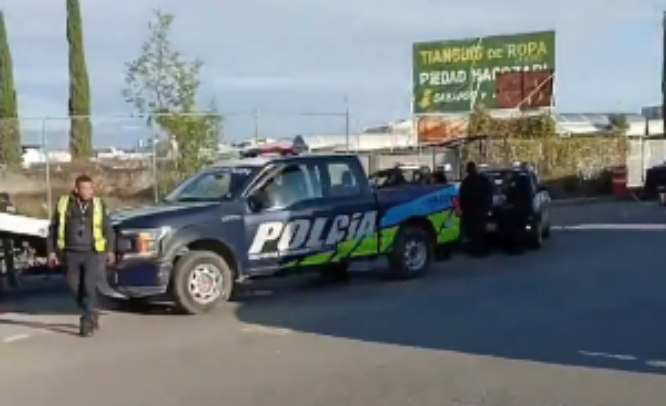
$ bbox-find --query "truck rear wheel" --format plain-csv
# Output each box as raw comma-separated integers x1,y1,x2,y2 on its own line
527,219,543,250
171,251,235,315
388,225,433,279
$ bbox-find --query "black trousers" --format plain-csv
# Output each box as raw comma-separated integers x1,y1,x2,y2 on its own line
462,213,488,255
498,209,528,253
63,251,104,317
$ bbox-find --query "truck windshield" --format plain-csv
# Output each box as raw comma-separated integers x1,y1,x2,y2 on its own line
164,166,258,202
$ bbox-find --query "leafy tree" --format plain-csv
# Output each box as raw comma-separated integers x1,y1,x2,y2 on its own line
0,12,22,169
123,9,222,194
467,104,493,137
67,0,93,159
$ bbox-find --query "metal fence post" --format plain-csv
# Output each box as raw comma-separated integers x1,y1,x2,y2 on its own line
150,120,159,203
42,118,53,218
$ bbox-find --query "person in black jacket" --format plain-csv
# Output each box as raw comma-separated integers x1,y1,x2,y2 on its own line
459,162,493,257
46,175,115,337
501,172,532,254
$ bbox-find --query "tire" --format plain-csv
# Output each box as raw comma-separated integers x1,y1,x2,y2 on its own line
388,224,433,279
542,221,551,240
171,251,235,315
527,218,543,250
319,263,349,283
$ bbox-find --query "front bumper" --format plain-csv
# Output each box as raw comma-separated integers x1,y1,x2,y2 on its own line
106,255,172,298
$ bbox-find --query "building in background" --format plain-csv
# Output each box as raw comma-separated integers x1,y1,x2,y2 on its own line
642,105,662,120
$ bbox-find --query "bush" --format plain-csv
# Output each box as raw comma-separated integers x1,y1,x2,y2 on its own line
462,107,627,197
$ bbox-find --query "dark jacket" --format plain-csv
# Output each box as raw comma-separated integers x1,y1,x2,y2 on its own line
46,194,115,254
460,173,493,215
506,174,532,214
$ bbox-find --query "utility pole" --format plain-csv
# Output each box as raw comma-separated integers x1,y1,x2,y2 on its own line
253,109,259,142
344,96,350,152
662,11,666,135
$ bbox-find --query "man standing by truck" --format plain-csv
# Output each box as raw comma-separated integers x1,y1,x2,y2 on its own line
46,175,115,337
459,161,493,257
501,171,533,254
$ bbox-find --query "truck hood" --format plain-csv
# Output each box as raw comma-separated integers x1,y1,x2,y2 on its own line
111,202,218,230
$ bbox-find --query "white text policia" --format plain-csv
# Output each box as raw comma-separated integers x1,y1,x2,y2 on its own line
418,40,549,65
248,211,377,260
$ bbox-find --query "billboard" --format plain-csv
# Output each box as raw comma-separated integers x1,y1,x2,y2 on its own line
413,31,556,114
416,116,467,145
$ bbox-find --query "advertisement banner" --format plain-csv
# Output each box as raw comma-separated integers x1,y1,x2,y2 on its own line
413,31,555,114
416,116,468,145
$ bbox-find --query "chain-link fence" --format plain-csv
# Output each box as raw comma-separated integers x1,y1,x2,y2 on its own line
222,109,349,142
5,110,661,217
0,113,216,217
0,110,350,218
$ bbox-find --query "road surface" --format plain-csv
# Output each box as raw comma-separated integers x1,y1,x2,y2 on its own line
2,201,666,406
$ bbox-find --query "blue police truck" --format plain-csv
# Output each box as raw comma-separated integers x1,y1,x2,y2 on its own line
108,155,461,314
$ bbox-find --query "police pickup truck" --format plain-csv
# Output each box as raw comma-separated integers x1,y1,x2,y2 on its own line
109,155,461,314
480,164,552,248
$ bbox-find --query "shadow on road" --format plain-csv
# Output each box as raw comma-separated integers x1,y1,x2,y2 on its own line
234,221,666,376
0,288,81,336
0,277,107,336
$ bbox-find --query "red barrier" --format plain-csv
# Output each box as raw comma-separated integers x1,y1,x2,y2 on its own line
610,166,628,198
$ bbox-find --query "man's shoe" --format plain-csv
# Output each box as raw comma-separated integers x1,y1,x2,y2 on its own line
91,311,100,330
79,316,94,338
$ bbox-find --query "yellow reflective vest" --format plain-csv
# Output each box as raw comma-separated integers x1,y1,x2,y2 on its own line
56,195,107,252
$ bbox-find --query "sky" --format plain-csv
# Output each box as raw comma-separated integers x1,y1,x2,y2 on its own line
2,0,666,148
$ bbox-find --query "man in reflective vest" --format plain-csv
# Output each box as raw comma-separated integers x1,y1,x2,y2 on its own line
46,174,115,337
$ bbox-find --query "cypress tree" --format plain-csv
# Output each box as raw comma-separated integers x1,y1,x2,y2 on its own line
0,12,22,169
67,0,93,160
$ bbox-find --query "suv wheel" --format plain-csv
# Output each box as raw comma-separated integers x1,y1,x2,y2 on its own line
542,221,551,240
172,251,235,315
388,225,433,279
527,219,543,250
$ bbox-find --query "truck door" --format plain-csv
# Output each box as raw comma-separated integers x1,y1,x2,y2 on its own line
243,158,378,275
309,158,378,262
243,162,323,275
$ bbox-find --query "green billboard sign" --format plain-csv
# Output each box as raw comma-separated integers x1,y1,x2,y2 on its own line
413,31,556,114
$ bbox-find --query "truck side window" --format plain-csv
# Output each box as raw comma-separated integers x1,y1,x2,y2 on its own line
325,162,360,197
262,164,321,208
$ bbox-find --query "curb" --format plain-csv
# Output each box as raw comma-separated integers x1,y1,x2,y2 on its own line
551,196,618,207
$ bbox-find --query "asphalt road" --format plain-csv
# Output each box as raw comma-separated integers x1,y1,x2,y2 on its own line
2,201,666,406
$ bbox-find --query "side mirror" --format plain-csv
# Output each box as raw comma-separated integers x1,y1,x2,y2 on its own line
537,184,548,193
246,191,266,212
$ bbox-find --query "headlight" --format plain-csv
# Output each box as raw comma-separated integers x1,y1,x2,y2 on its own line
120,226,171,256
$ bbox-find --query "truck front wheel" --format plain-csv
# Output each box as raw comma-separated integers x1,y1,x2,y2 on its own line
388,225,433,279
171,251,235,315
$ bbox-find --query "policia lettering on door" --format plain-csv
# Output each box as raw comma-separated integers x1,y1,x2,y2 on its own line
248,211,377,260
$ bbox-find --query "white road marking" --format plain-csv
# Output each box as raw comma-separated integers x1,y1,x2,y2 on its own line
554,224,666,231
240,324,292,337
579,350,636,361
3,334,31,344
646,360,666,368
